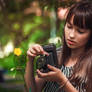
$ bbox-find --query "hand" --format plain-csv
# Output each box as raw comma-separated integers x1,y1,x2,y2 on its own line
36,64,66,84
27,44,49,60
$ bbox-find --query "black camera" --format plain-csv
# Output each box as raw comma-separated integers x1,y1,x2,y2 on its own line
36,44,58,73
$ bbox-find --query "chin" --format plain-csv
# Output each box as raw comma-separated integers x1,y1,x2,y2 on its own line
67,44,77,49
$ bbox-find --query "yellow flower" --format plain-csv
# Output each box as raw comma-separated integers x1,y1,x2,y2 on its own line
14,48,22,56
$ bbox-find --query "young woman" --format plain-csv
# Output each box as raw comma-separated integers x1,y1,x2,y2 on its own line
25,1,92,92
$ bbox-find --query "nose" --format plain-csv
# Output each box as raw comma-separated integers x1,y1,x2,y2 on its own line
69,29,75,39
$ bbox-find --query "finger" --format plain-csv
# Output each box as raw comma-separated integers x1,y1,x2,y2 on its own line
29,48,37,54
34,45,49,56
32,45,43,55
37,45,44,52
38,45,49,56
34,44,46,55
43,51,49,56
36,69,48,78
33,45,41,52
30,45,42,55
27,51,36,57
47,64,57,71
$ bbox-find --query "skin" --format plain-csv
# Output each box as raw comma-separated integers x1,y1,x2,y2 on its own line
64,16,91,67
64,17,91,50
25,16,91,92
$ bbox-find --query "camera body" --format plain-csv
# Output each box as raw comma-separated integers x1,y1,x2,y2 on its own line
36,44,58,73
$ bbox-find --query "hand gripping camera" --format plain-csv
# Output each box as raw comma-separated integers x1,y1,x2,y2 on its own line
36,44,58,73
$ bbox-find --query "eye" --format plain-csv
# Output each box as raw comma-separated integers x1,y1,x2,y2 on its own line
67,23,72,29
77,29,85,34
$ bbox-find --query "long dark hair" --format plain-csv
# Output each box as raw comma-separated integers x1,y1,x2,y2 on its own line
61,1,92,91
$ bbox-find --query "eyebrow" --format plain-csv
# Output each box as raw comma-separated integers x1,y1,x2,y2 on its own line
67,22,84,31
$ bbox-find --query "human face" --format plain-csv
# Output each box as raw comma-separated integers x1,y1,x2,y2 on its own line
64,17,91,49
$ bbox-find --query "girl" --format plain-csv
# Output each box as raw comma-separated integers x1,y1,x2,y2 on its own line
25,1,92,92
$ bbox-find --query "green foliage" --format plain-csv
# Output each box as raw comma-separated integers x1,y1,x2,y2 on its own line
13,23,20,30
23,16,43,36
57,20,65,38
38,0,76,9
34,16,43,24
8,13,16,20
0,24,11,46
0,53,14,69
0,0,73,91
0,0,66,83
28,29,47,43
0,14,50,70
0,86,21,92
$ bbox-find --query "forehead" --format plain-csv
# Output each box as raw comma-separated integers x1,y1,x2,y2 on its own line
67,15,84,29
68,15,74,25
67,15,78,28
66,13,91,31
67,16,91,32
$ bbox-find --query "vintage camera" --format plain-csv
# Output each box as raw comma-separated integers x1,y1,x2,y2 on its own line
36,44,58,73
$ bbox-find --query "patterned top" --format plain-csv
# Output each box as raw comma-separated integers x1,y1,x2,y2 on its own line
43,64,86,92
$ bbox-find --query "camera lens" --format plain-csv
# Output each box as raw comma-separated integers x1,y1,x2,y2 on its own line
36,56,46,69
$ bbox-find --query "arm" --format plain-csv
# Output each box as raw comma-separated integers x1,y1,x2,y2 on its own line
25,60,46,92
37,65,79,92
24,44,49,92
56,48,79,92
58,76,79,92
25,59,36,92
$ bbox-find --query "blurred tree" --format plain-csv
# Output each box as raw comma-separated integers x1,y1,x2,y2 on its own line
0,0,77,69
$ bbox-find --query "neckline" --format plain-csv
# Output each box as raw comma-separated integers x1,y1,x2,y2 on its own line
62,64,73,68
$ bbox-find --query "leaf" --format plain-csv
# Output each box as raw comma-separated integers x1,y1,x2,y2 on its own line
12,23,20,30
23,23,35,35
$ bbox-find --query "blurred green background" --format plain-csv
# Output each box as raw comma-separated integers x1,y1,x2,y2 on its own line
0,0,76,92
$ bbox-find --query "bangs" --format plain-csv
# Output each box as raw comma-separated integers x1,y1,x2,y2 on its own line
73,12,86,29
66,2,92,30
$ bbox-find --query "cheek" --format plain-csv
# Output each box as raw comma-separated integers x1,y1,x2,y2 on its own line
64,27,69,39
77,34,90,46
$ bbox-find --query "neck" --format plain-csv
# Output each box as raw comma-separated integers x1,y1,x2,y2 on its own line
64,47,85,67
71,47,85,60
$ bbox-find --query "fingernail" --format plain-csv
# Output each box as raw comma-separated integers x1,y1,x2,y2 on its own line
46,52,49,56
36,69,39,72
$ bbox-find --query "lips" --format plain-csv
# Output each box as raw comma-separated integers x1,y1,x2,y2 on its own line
67,39,76,45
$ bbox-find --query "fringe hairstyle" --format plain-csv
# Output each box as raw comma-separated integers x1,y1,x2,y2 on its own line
61,1,92,91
